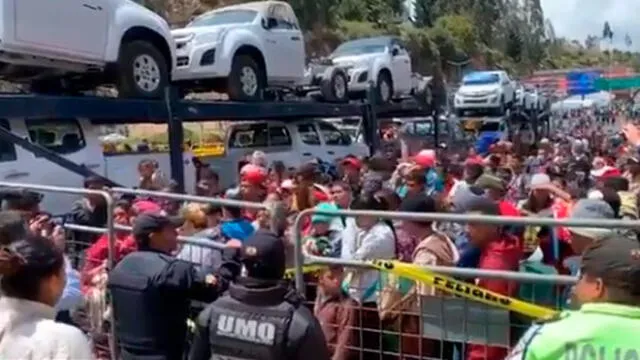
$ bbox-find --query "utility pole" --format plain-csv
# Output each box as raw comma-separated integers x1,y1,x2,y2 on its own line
602,21,614,124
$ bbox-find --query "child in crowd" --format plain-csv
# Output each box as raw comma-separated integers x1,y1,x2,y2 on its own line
314,266,356,360
303,202,343,258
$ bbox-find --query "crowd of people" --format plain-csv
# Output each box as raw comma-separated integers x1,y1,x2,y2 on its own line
0,114,639,360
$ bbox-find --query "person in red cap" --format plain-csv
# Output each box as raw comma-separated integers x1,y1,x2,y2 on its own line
239,163,268,203
400,149,444,197
340,156,362,194
591,166,623,194
413,149,436,168
465,146,484,165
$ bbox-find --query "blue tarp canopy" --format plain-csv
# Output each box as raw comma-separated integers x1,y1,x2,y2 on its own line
566,71,601,95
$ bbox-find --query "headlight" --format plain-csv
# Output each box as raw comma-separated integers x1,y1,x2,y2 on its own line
195,30,226,45
173,33,195,42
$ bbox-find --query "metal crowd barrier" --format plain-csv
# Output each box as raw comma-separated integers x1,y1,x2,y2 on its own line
291,207,640,359
61,188,268,360
6,182,640,360
291,207,640,290
0,183,271,360
0,181,118,359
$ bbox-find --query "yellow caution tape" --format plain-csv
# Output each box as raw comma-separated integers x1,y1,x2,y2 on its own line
370,259,559,319
284,264,326,279
283,260,559,319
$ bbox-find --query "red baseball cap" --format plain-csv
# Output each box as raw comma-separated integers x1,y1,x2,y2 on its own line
341,156,362,170
413,149,436,168
240,164,267,185
591,166,621,179
132,199,162,214
312,184,331,202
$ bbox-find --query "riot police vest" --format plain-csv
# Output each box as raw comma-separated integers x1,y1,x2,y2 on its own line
208,293,299,360
108,251,190,358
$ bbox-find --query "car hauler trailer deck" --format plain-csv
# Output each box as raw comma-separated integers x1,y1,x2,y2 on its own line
0,86,434,213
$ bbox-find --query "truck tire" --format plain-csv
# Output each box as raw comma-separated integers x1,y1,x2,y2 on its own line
116,40,169,99
320,67,348,103
227,54,264,101
375,71,393,104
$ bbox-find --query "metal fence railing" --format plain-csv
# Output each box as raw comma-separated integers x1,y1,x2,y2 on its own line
291,207,640,291
289,206,640,359
0,182,117,359
4,182,640,360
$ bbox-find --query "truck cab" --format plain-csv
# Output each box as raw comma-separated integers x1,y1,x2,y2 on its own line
210,119,369,185
0,118,104,213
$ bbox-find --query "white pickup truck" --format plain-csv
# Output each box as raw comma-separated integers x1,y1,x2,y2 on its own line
326,36,412,103
0,117,369,214
0,0,175,98
454,70,516,116
171,1,346,102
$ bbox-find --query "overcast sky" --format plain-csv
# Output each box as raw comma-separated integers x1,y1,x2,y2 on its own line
541,0,640,50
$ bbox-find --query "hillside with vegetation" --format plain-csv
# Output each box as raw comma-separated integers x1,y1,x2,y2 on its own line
154,0,640,82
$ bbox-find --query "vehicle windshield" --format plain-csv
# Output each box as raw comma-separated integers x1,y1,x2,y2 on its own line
341,127,359,139
462,73,500,85
403,120,448,136
479,122,501,131
332,38,388,57
188,10,257,27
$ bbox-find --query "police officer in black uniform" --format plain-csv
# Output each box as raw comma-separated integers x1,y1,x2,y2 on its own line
189,229,330,360
108,212,241,360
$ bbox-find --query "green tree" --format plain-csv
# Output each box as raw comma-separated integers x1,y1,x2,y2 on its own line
414,0,438,27
471,0,501,46
505,29,523,62
432,15,478,55
286,0,340,30
427,26,458,64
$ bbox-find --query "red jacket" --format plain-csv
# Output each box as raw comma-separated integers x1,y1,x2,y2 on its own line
467,234,522,360
81,233,137,294
498,200,520,217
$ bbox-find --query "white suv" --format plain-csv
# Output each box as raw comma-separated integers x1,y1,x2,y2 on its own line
0,0,175,98
454,70,516,116
171,1,307,101
327,36,414,103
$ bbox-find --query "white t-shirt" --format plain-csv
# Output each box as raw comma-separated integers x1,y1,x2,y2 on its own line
448,179,468,199
0,297,93,359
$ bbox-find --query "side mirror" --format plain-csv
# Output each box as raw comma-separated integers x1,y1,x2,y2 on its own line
391,47,399,56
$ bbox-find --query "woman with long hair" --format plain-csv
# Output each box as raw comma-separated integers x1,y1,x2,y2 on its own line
0,235,93,359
